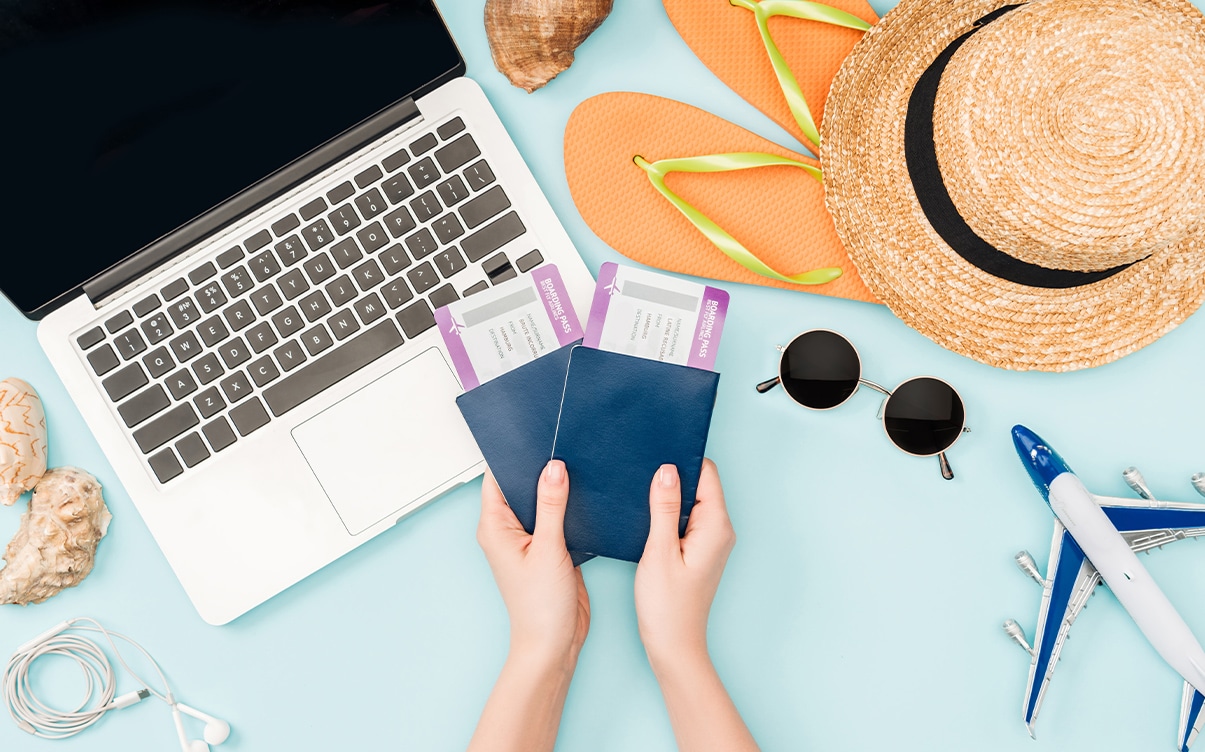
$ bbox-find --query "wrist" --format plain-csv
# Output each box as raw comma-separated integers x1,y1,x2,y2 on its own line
644,637,711,679
508,637,580,679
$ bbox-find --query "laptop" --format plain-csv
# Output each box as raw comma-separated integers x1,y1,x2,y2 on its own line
1,0,596,625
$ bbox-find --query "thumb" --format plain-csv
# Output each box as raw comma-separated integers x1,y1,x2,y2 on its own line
533,460,568,548
646,464,683,553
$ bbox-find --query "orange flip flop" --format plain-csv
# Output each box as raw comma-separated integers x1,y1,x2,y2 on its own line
564,92,879,303
664,0,878,152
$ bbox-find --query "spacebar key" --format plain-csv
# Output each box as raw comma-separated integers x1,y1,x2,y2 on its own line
263,321,404,417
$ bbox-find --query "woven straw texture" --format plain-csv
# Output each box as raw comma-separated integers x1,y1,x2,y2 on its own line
822,0,1205,371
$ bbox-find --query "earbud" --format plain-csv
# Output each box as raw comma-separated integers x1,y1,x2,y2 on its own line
176,703,231,744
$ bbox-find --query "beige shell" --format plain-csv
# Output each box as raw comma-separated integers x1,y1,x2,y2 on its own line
485,0,614,93
0,467,111,606
0,378,47,506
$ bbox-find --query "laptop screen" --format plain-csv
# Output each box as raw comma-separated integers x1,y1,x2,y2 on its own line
0,0,462,318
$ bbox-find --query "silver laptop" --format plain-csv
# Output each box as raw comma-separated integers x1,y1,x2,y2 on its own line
3,0,595,624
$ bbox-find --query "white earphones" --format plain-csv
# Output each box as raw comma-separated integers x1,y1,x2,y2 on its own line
172,701,232,752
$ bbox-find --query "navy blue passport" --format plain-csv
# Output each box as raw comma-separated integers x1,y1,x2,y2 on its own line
552,346,721,563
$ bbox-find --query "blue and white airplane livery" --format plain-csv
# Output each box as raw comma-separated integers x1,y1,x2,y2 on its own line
1008,425,1205,751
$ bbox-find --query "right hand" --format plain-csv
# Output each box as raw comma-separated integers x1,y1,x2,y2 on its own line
634,459,736,667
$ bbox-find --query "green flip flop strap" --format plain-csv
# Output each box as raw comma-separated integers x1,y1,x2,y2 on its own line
634,152,842,286
729,0,872,152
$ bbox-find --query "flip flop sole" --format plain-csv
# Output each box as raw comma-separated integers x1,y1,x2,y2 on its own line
565,92,878,303
664,0,877,150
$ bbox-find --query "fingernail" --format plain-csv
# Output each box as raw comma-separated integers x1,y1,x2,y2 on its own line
545,460,566,484
659,464,678,488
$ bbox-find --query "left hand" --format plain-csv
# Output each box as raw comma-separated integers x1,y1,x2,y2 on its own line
477,461,590,665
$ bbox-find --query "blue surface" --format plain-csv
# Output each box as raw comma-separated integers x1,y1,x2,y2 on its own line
3,1,1205,750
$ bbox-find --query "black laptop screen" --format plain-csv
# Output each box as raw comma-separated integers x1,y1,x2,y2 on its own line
0,0,462,317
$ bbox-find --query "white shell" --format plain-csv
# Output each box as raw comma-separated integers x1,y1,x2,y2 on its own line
0,378,47,506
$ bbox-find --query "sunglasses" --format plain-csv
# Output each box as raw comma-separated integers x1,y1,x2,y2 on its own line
756,329,967,480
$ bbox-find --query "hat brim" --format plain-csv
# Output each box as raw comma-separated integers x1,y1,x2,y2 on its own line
821,0,1205,372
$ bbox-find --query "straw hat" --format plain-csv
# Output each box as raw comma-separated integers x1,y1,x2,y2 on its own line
821,0,1205,371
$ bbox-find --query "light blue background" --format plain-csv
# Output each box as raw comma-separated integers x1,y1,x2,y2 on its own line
3,0,1205,750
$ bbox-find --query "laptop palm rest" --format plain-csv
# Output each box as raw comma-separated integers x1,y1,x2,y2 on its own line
292,348,481,535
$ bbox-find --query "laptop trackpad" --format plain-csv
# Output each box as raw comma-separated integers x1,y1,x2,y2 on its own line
292,348,481,535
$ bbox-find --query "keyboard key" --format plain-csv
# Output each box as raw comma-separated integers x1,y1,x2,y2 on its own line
384,207,417,238
203,417,238,452
432,214,465,244
408,157,439,190
77,326,105,350
169,331,202,363
230,398,271,436
148,448,184,483
299,291,333,322
434,248,467,279
405,228,439,260
326,309,361,341
437,117,466,140
194,387,226,419
325,276,358,307
300,197,328,222
396,300,436,338
277,269,310,301
484,252,518,284
114,329,148,360
88,344,121,376
460,186,511,229
274,340,308,372
192,353,224,385
105,311,133,333
464,160,496,191
435,134,481,173
161,278,189,301
275,235,308,266
327,181,355,204
429,284,459,311
380,245,411,276
219,338,252,369
272,214,301,237
354,188,388,220
329,204,361,236
264,321,403,416
410,133,438,155
140,314,174,345
102,363,148,402
248,356,280,387
133,403,199,454
272,306,305,338
249,250,281,283
188,262,217,286
463,281,489,297
330,238,363,269
463,212,526,262
407,262,438,294
221,266,254,298
380,279,414,309
353,293,387,325
302,218,335,251
251,285,284,316
197,316,230,347
222,299,256,332
119,384,170,428
382,174,415,205
303,253,336,285
351,258,384,291
176,433,210,468
355,164,383,189
133,295,161,317
301,324,334,356
382,148,411,172
167,298,201,329
220,371,253,403
195,282,227,314
216,247,245,269
165,369,198,400
516,250,544,272
245,229,273,252
356,222,388,253
142,348,174,379
245,322,278,354
437,175,469,207
410,191,441,222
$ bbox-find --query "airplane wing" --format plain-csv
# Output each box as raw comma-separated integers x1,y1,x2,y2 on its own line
1180,681,1205,752
1093,494,1205,553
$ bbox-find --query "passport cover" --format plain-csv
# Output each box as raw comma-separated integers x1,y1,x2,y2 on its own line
552,346,721,562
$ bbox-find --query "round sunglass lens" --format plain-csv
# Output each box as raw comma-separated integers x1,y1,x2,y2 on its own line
779,331,861,409
882,378,965,456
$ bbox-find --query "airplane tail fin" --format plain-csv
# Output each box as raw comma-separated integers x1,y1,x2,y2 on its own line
1178,681,1205,752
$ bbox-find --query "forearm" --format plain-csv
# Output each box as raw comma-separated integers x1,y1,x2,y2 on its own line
468,647,577,752
650,649,759,752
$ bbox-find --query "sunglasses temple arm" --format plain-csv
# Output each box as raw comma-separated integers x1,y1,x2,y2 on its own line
755,376,781,394
938,452,954,481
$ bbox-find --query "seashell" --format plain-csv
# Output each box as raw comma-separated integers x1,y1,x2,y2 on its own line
485,0,614,93
0,378,47,506
0,467,111,606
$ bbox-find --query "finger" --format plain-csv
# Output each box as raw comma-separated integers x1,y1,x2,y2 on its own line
683,459,730,535
646,464,684,553
477,471,525,546
533,460,569,548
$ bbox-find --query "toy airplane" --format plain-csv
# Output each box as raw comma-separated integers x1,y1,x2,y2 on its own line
1007,425,1205,751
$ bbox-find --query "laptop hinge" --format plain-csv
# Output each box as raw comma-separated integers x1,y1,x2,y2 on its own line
84,97,423,309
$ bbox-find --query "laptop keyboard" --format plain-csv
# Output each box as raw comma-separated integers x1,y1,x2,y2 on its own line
74,115,548,485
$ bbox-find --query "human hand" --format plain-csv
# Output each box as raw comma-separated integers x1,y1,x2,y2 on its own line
634,459,736,669
477,461,590,666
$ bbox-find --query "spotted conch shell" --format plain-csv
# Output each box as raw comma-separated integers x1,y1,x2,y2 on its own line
0,467,111,606
0,378,47,506
485,0,614,93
